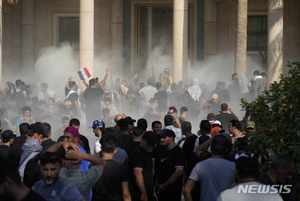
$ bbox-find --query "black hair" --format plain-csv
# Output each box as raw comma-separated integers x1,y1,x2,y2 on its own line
169,106,177,114
22,106,31,113
181,121,192,132
261,72,267,77
132,127,144,138
200,120,211,132
62,116,70,123
220,103,228,112
180,106,188,114
117,119,129,132
41,122,51,137
164,115,173,126
100,134,117,153
69,81,76,89
253,70,260,76
171,83,177,91
152,120,162,128
156,82,162,89
89,78,96,86
38,100,47,107
211,134,229,156
19,123,29,135
102,108,110,115
102,127,117,138
230,119,241,130
69,118,80,126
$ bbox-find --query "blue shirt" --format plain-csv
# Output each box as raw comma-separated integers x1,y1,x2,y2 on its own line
79,145,89,171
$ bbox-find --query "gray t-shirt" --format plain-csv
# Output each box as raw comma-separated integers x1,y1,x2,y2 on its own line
59,165,103,201
238,75,249,94
189,158,235,201
32,178,85,201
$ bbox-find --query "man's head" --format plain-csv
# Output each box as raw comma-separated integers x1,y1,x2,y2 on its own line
160,129,176,147
61,116,70,128
232,73,238,81
102,108,110,118
63,126,81,145
104,97,112,106
164,114,174,127
235,152,259,180
220,103,228,112
216,81,223,89
206,113,215,123
38,100,47,109
229,119,241,134
41,82,48,92
147,77,155,86
246,121,256,133
211,134,230,156
180,106,188,117
117,119,129,132
124,116,136,132
270,155,295,183
211,94,219,103
69,118,80,129
63,100,72,108
48,97,55,107
261,72,267,79
41,122,52,139
40,152,62,185
89,78,97,87
2,130,16,145
28,122,47,142
137,118,147,131
19,123,29,136
253,70,260,76
132,127,144,139
164,68,170,75
15,79,23,88
69,81,76,90
156,82,163,90
200,120,211,134
114,114,123,123
181,121,192,134
171,83,177,91
22,106,31,117
91,120,105,137
152,121,162,135
100,134,117,154
141,131,156,153
168,106,177,116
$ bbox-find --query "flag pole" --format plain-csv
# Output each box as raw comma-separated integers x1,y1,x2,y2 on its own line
71,71,78,78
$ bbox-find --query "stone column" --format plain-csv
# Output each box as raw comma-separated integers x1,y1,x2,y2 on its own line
173,0,188,83
21,0,34,70
111,0,123,76
204,0,217,59
80,0,94,75
268,0,283,83
234,0,247,76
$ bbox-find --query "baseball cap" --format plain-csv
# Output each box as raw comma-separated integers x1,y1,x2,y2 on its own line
125,116,136,125
29,122,46,137
90,120,105,129
142,131,157,145
64,126,81,143
212,94,218,99
2,130,16,142
232,72,238,80
246,121,255,129
137,118,148,131
212,120,222,126
160,129,176,138
40,152,61,166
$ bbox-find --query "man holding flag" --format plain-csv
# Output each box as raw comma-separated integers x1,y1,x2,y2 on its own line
65,78,81,120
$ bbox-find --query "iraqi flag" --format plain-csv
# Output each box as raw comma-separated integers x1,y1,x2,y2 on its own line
77,67,91,80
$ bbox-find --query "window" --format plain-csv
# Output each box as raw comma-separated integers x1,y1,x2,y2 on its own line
53,13,79,51
247,15,267,51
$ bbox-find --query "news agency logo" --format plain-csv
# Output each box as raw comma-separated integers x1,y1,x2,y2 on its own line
237,184,292,194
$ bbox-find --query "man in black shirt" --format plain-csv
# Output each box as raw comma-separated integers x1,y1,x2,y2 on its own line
92,133,131,201
154,82,168,113
0,130,16,161
215,103,238,133
129,131,157,201
156,129,185,201
84,78,104,125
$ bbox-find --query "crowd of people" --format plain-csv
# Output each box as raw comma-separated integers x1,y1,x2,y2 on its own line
0,67,295,201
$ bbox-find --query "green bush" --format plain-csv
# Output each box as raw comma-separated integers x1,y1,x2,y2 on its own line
241,62,300,200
